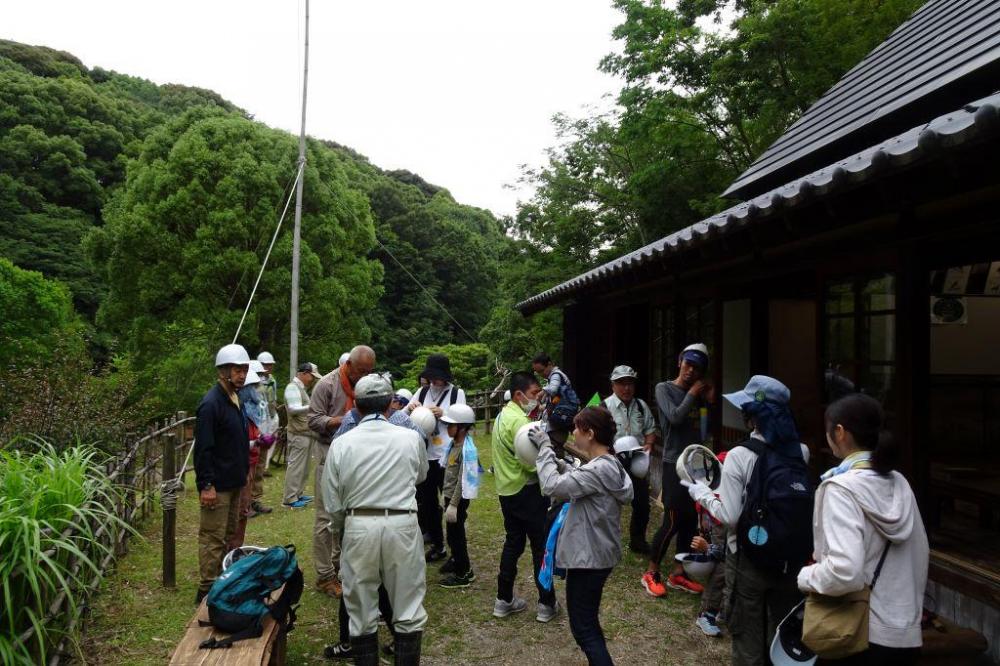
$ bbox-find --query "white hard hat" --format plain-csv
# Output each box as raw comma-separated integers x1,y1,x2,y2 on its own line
610,365,638,381
339,352,350,366
440,403,476,425
674,553,716,582
249,360,265,374
355,374,393,399
630,451,650,479
614,436,649,479
257,351,275,365
409,406,437,436
223,545,266,571
503,390,511,402
675,444,722,490
244,369,261,385
394,388,413,403
770,600,816,666
514,421,543,468
215,344,251,367
613,436,641,455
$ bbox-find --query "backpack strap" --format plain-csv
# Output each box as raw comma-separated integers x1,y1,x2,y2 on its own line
449,386,459,406
417,386,429,403
870,540,891,588
199,619,264,649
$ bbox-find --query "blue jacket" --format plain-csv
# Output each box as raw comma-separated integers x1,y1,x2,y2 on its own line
195,383,250,492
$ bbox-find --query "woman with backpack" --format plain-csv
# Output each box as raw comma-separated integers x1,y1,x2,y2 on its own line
530,407,633,665
682,375,811,666
797,393,928,665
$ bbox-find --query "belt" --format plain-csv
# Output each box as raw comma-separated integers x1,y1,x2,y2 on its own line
348,508,416,516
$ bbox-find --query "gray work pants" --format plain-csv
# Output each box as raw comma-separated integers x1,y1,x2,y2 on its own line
726,552,802,666
313,442,340,582
341,512,427,637
282,432,314,504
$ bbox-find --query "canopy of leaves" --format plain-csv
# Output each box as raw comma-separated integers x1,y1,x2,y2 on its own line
399,343,499,393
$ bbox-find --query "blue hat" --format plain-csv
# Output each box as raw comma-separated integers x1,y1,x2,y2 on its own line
723,375,791,409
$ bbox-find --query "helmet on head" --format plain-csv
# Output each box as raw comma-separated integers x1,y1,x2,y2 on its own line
223,545,267,571
503,390,511,402
244,369,261,386
674,552,716,581
440,403,475,426
355,374,393,399
257,351,275,365
249,360,265,374
339,352,350,367
676,444,722,490
394,388,413,403
614,436,650,479
409,406,438,436
215,344,251,367
514,421,543,468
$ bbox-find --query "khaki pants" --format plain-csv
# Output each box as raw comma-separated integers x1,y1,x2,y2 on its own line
726,553,801,666
313,443,340,582
341,513,427,637
282,432,314,504
198,489,241,593
252,453,265,501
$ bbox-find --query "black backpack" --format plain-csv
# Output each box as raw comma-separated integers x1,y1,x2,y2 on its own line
736,439,814,575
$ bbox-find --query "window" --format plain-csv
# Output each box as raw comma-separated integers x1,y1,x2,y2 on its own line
822,274,896,408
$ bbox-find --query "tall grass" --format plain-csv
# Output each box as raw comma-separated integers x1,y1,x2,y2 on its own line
0,438,129,665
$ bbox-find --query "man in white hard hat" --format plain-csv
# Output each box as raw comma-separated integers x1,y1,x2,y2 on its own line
194,343,252,604
643,343,716,598
282,362,322,509
322,373,428,665
602,365,659,554
308,345,376,598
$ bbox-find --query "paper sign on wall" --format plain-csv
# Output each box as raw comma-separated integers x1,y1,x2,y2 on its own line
942,265,972,295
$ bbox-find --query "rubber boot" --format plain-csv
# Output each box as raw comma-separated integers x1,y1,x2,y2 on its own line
394,631,422,666
350,632,379,666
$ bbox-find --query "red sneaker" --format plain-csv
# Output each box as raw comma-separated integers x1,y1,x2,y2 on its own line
641,571,667,598
667,573,704,594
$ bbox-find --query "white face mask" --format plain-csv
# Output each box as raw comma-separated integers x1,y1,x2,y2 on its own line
520,398,538,414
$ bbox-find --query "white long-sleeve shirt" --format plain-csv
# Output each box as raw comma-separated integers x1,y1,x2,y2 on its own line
284,376,312,435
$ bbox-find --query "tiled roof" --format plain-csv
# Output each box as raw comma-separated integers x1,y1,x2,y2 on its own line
516,92,1000,314
724,0,1000,199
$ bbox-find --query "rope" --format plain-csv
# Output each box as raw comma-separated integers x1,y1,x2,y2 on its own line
160,436,196,511
233,161,305,343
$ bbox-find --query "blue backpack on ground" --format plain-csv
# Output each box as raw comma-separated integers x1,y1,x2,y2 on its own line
736,440,814,575
199,544,303,649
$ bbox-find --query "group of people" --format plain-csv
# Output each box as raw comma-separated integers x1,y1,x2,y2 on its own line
194,340,930,666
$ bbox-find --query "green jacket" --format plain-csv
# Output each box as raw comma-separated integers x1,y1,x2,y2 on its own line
492,401,536,496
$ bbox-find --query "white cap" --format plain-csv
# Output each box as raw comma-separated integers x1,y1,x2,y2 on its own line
610,365,638,381
215,344,251,367
257,351,275,365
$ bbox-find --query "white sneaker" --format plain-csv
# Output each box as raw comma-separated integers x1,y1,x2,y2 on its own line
536,601,560,623
493,596,528,618
695,612,722,637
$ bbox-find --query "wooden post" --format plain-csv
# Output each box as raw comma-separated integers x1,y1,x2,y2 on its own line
484,395,492,435
162,428,177,588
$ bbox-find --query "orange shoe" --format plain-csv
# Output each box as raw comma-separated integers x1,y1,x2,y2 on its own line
641,571,667,598
667,573,704,594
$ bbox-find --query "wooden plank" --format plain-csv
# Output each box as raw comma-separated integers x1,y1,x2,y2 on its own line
169,589,283,666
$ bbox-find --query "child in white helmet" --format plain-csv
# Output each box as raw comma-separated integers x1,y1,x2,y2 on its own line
438,403,481,589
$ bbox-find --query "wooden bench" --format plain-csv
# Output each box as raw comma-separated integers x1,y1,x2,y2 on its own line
169,590,286,666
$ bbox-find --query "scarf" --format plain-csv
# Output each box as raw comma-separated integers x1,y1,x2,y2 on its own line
339,363,356,411
821,450,873,481
742,399,802,458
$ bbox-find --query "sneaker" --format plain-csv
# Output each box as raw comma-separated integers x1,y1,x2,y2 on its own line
317,577,343,598
250,500,273,515
641,571,667,598
493,596,528,618
536,601,560,623
425,546,447,562
696,611,722,637
439,557,457,574
283,498,310,509
667,573,704,595
440,571,476,589
298,495,314,502
323,642,353,660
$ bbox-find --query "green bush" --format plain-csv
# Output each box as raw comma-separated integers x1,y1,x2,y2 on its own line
399,343,502,393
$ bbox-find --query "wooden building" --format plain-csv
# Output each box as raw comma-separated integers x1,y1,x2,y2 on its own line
516,0,1000,657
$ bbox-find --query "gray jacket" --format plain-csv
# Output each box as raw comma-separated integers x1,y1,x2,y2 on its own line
536,446,633,569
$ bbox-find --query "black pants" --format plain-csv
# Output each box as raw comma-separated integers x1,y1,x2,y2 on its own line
817,645,920,666
444,497,471,574
497,483,556,606
416,459,445,549
629,472,650,546
650,461,697,567
339,585,394,643
566,568,614,666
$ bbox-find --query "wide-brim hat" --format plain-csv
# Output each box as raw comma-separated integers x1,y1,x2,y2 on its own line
421,353,453,382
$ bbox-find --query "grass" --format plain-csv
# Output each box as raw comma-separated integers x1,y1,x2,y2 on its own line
83,432,731,664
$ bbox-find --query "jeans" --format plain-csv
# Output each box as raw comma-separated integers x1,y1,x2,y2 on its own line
444,498,471,574
650,462,697,568
566,568,614,665
497,483,556,606
416,459,445,549
628,471,650,546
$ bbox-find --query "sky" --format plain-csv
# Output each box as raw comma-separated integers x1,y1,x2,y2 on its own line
2,0,625,217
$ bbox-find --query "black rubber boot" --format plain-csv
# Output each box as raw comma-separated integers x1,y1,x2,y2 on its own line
350,632,379,666
394,631,422,666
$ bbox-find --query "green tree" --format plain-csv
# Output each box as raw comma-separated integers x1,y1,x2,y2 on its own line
399,343,499,393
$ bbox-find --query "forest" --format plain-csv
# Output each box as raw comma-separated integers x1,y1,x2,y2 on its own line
0,0,923,445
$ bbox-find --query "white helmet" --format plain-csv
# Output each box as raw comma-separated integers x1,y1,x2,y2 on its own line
245,369,261,386
409,406,437,436
503,390,511,402
440,403,476,426
514,421,543,468
674,552,716,581
249,359,265,374
257,351,275,365
222,545,266,571
394,388,413,403
676,444,722,490
215,343,251,367
339,352,350,366
614,436,650,479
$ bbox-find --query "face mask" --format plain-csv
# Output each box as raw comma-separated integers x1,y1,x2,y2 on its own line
520,398,538,414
